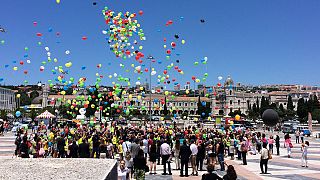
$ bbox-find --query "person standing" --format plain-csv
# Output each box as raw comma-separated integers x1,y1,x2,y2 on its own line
197,141,206,171
131,139,141,159
133,149,147,180
149,144,157,174
240,137,248,165
78,139,90,158
160,139,172,175
173,139,181,170
268,136,274,154
275,135,280,156
190,139,198,176
300,131,304,144
179,140,191,177
216,138,225,171
57,135,66,158
284,134,292,158
260,143,269,174
142,136,149,159
19,136,30,158
69,140,79,158
91,133,100,158
301,141,309,167
295,130,300,144
118,160,130,180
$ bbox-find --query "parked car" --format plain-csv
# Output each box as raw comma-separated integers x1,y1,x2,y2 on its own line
303,129,311,137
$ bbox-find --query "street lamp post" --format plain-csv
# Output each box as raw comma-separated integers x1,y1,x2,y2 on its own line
147,55,154,129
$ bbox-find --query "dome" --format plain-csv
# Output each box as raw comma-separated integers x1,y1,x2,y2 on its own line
224,75,234,87
31,96,43,104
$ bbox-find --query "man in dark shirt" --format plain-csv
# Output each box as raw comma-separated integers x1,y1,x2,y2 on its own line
179,140,191,177
57,136,66,158
79,139,90,158
19,136,29,158
130,139,140,159
217,138,225,171
92,134,100,158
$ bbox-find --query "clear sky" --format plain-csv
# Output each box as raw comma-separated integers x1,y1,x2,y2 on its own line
0,0,319,88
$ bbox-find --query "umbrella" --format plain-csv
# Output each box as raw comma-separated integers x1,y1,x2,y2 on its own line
37,110,55,119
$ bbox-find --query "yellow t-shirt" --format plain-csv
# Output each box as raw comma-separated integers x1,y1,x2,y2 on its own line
118,144,123,153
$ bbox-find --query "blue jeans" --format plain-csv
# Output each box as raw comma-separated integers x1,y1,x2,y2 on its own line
218,153,225,171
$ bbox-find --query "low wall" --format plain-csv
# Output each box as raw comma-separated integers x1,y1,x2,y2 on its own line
0,158,118,180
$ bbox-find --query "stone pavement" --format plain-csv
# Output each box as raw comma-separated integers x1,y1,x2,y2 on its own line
0,133,15,157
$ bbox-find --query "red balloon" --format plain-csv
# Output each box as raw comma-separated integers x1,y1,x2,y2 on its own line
125,50,130,55
217,82,221,87
144,68,148,72
84,104,88,108
178,69,182,73
116,109,121,113
163,70,167,74
36,33,42,37
139,10,143,16
191,76,196,81
100,106,103,110
82,36,87,40
23,70,28,74
187,81,190,84
166,49,171,54
174,66,178,70
171,42,176,48
20,61,24,65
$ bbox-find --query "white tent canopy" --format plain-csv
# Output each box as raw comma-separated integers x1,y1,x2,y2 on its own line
37,110,55,119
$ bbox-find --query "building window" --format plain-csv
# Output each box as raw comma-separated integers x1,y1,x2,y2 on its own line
191,103,194,106
238,100,240,105
185,103,188,107
230,100,232,105
229,90,232,95
173,102,176,106
179,103,182,106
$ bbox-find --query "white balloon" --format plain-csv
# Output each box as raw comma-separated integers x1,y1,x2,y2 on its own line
204,57,208,61
218,76,223,81
47,52,51,57
102,30,107,34
45,47,50,51
26,60,31,64
136,81,141,86
151,71,157,76
65,50,70,55
113,73,118,77
135,66,141,71
40,66,45,70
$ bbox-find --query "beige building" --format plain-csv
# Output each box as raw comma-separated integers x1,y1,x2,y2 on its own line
0,87,16,111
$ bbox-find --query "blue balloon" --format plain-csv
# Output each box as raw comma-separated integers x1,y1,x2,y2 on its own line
157,60,162,64
48,27,53,32
24,54,28,58
81,66,86,70
202,101,206,106
12,61,17,63
201,112,205,116
4,65,9,68
15,111,21,117
0,78,3,82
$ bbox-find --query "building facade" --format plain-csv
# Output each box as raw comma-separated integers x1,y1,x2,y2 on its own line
0,87,16,111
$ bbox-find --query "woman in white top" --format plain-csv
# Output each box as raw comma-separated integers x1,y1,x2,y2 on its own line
301,141,309,167
260,143,269,174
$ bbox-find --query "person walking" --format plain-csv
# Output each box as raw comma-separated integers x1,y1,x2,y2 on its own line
160,139,172,175
301,141,309,167
300,131,304,144
179,140,191,177
275,135,280,156
260,143,269,174
173,139,181,170
190,139,198,176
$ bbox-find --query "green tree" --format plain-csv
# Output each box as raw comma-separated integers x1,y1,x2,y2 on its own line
260,96,269,116
30,90,40,100
287,95,295,110
29,108,38,121
17,91,31,106
312,109,320,121
0,110,7,120
297,98,308,119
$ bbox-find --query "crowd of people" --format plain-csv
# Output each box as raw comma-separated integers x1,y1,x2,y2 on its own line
12,120,309,180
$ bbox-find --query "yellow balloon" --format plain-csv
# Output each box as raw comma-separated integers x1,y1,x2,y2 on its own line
56,0,60,4
13,67,18,71
165,91,169,96
229,121,234,125
16,94,21,98
140,87,144,91
61,91,66,95
137,95,142,100
235,115,240,121
163,45,167,49
65,62,72,68
182,39,186,44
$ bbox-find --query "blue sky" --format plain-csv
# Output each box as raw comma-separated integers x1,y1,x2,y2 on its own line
0,0,319,88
